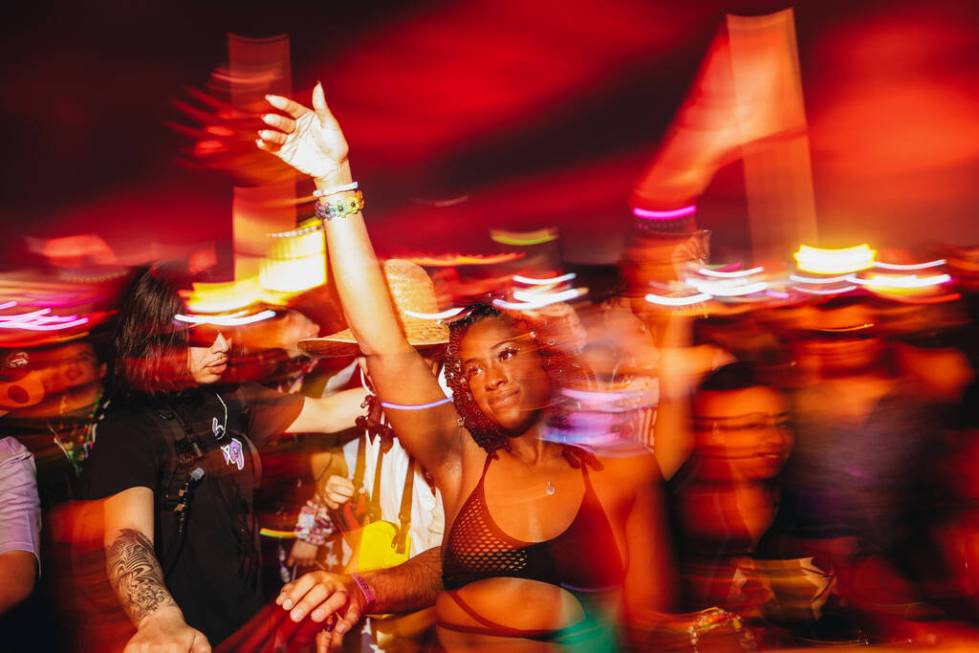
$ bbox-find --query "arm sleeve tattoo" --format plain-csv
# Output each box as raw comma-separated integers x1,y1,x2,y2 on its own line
106,528,178,624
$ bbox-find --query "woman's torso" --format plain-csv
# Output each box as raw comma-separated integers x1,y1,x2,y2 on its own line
436,444,627,651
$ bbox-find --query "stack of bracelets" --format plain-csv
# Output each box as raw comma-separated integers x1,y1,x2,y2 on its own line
294,500,335,546
314,181,365,221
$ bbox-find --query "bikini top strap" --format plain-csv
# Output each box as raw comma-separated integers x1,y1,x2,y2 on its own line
473,450,500,494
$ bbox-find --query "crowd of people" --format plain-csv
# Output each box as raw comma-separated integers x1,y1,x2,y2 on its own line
2,83,979,653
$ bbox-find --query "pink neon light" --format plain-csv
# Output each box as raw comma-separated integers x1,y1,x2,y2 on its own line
632,205,697,220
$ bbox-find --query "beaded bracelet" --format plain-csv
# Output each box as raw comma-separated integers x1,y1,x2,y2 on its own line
315,189,365,221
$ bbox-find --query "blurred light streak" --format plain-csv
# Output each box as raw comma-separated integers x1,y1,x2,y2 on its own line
183,278,263,313
644,292,712,306
406,253,524,267
687,279,768,297
511,287,588,304
380,397,453,411
632,205,697,220
403,308,465,321
494,287,587,310
513,272,577,285
795,284,858,295
794,244,876,274
0,307,90,332
875,259,946,271
490,228,559,246
175,309,277,327
260,219,327,293
790,273,853,284
696,266,764,278
851,273,952,289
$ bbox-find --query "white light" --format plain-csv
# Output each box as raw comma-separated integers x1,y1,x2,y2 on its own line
512,272,577,285
403,307,465,321
874,259,946,271
790,273,854,285
795,285,858,295
686,278,768,297
0,301,17,311
0,317,89,331
175,309,277,327
494,287,587,311
696,266,764,279
644,292,712,306
851,274,951,289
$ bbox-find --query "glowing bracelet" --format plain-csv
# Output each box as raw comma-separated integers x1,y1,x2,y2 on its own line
313,181,359,198
380,397,453,411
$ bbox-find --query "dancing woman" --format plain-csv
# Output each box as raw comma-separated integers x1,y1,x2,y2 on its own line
258,84,675,651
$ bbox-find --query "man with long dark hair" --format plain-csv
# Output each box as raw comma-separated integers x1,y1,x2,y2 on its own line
80,266,365,652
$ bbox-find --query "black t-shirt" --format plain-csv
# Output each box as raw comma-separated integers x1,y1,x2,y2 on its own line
80,383,303,645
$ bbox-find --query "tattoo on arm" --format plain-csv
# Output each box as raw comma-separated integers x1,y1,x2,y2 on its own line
106,528,178,624
362,546,442,613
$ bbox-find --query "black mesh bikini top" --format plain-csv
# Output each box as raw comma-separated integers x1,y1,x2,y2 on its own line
442,447,625,592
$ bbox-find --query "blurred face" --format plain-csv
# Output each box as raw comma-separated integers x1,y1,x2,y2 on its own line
32,342,104,394
795,305,882,376
188,332,230,385
459,317,552,432
692,386,793,482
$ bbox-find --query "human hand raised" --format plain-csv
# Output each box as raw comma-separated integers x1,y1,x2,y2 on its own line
277,571,366,652
257,83,351,185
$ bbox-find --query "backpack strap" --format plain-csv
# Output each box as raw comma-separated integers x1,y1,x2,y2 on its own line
367,442,386,524
393,458,415,555
150,405,206,575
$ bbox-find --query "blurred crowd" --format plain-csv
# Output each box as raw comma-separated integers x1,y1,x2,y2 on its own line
3,208,979,652
4,13,979,649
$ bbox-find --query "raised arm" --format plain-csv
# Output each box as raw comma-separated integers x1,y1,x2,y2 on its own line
286,387,367,435
103,487,210,652
258,86,464,484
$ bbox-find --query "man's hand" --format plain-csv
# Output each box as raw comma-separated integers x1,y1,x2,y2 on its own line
277,571,365,652
125,606,210,653
258,83,351,185
287,539,321,568
321,475,355,510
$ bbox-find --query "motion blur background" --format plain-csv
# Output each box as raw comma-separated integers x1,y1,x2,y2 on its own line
2,0,978,269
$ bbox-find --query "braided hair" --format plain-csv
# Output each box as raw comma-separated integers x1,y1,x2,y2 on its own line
442,303,585,453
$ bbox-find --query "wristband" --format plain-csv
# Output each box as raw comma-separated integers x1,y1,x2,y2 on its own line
313,181,359,198
315,190,365,221
349,573,376,612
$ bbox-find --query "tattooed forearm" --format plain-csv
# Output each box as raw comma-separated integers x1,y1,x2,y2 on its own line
106,528,177,624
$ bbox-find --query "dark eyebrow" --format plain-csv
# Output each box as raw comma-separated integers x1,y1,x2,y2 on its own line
492,336,527,350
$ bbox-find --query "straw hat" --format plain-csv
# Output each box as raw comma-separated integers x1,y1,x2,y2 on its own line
299,259,450,357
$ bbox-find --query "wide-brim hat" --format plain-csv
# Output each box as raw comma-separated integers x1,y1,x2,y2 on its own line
299,259,450,357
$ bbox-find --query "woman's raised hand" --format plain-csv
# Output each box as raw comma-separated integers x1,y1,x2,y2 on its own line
257,83,350,183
